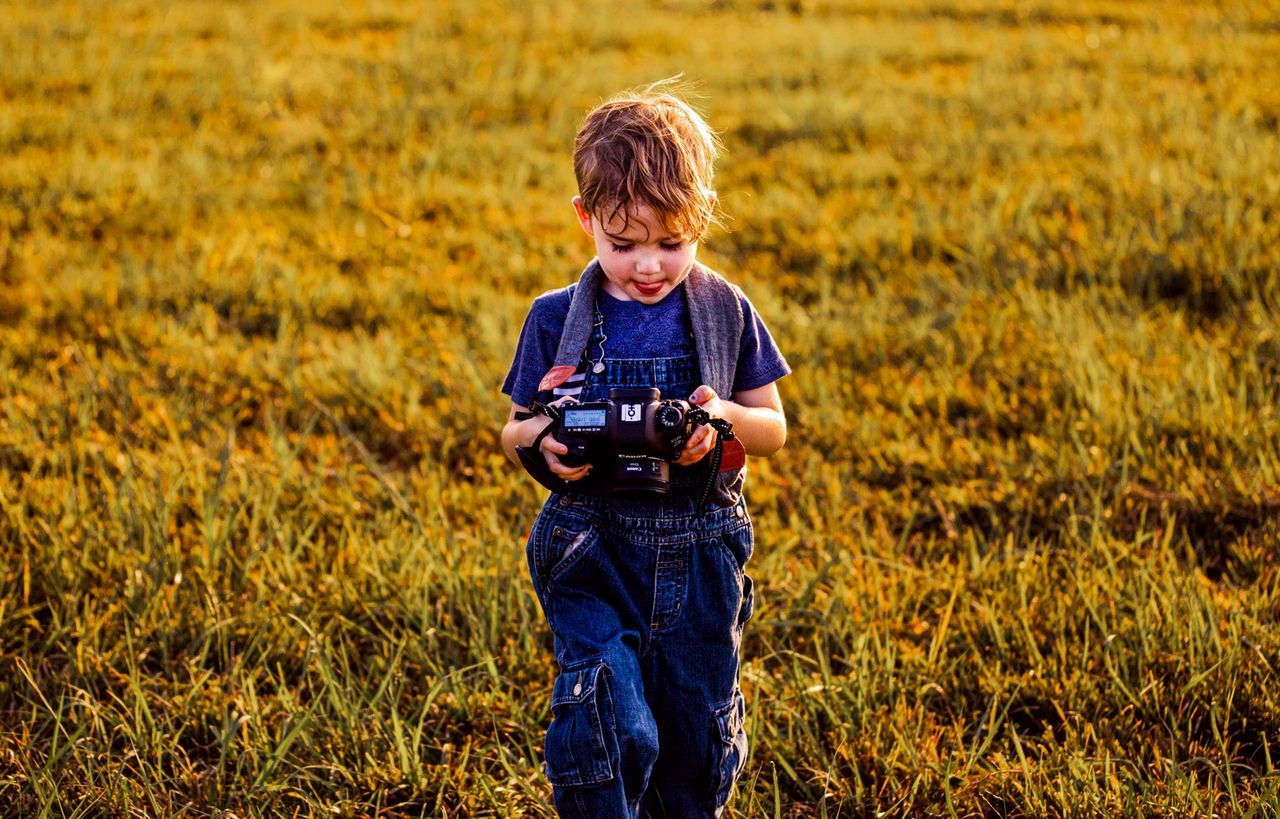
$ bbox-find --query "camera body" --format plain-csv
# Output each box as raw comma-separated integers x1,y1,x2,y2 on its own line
557,387,694,497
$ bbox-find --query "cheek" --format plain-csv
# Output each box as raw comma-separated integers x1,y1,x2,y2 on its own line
666,248,696,273
598,257,629,284
595,245,624,272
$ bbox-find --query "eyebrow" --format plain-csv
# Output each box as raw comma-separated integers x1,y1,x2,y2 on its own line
603,230,678,243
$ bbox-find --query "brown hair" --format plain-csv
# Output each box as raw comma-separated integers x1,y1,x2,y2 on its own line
573,82,723,241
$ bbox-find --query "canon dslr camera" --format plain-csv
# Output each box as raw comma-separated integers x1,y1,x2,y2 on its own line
557,387,694,497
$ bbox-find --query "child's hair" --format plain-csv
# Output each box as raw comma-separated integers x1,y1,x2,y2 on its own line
573,81,723,241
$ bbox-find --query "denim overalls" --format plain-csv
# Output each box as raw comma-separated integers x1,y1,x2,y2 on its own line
526,306,755,818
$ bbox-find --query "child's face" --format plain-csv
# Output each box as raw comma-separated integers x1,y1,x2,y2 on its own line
573,197,698,305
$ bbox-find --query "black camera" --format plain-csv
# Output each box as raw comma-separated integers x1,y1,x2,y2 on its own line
557,387,694,497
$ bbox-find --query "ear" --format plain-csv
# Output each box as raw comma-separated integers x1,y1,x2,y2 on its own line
571,196,594,238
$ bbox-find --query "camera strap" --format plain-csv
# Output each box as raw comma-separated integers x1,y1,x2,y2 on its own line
513,400,562,425
513,402,576,494
684,406,737,516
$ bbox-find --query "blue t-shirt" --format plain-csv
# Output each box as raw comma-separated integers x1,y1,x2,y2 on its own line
502,279,790,408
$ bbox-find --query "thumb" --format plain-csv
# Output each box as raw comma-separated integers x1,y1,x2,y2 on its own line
690,386,716,404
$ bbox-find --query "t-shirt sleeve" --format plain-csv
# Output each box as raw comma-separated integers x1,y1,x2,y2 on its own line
501,289,571,408
732,291,791,395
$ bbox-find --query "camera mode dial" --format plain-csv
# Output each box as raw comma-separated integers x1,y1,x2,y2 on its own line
655,404,684,429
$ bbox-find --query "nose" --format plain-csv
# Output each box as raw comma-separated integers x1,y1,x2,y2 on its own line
636,249,661,275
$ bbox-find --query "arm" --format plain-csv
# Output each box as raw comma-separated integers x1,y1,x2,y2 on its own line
716,382,787,457
673,382,787,466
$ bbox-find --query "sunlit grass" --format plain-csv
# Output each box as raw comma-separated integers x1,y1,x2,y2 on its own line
2,0,1279,815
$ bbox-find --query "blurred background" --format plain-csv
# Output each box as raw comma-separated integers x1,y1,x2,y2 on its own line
2,0,1279,815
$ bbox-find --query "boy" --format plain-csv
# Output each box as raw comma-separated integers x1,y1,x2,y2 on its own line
501,86,789,818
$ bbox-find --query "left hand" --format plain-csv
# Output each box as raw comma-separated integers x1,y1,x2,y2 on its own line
674,385,726,466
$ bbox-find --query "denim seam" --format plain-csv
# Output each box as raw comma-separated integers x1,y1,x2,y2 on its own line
598,519,748,547
647,537,690,634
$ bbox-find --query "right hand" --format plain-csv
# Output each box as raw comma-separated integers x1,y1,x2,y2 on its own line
539,397,592,482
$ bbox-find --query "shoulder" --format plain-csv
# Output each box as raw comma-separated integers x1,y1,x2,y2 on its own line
688,262,747,315
524,285,573,330
529,285,573,314
692,261,770,321
736,290,780,333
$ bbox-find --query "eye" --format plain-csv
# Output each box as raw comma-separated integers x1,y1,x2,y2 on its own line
660,241,684,251
610,243,634,253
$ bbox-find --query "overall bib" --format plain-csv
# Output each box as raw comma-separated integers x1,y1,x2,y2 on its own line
526,306,755,818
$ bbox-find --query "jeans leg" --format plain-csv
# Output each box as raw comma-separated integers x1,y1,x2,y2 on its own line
534,503,662,818
547,646,660,818
639,516,753,817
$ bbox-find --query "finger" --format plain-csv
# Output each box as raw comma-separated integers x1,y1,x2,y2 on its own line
546,453,591,477
679,432,709,461
678,447,707,466
685,426,710,448
692,425,717,451
689,386,717,405
688,429,717,460
540,435,569,455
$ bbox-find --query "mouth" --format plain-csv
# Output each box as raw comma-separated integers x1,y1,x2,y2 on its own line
635,282,664,296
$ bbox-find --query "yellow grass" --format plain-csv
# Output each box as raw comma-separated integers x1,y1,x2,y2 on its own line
2,0,1279,815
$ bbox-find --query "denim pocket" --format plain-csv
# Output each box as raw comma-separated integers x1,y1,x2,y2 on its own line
544,659,615,787
710,688,748,810
544,521,597,585
739,572,755,626
533,506,597,587
718,512,754,573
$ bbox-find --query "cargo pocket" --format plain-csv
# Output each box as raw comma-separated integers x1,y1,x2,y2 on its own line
710,689,748,810
544,660,615,787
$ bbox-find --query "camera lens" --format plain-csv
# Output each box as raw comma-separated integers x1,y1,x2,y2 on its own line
608,456,669,497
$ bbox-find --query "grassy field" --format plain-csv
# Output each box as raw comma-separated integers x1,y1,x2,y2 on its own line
3,0,1280,815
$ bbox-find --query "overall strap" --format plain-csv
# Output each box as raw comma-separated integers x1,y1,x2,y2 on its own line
550,259,745,399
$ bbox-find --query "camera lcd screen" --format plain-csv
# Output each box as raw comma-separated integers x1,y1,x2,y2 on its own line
563,408,607,429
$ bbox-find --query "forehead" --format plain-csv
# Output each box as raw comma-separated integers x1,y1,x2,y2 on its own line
598,202,675,240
